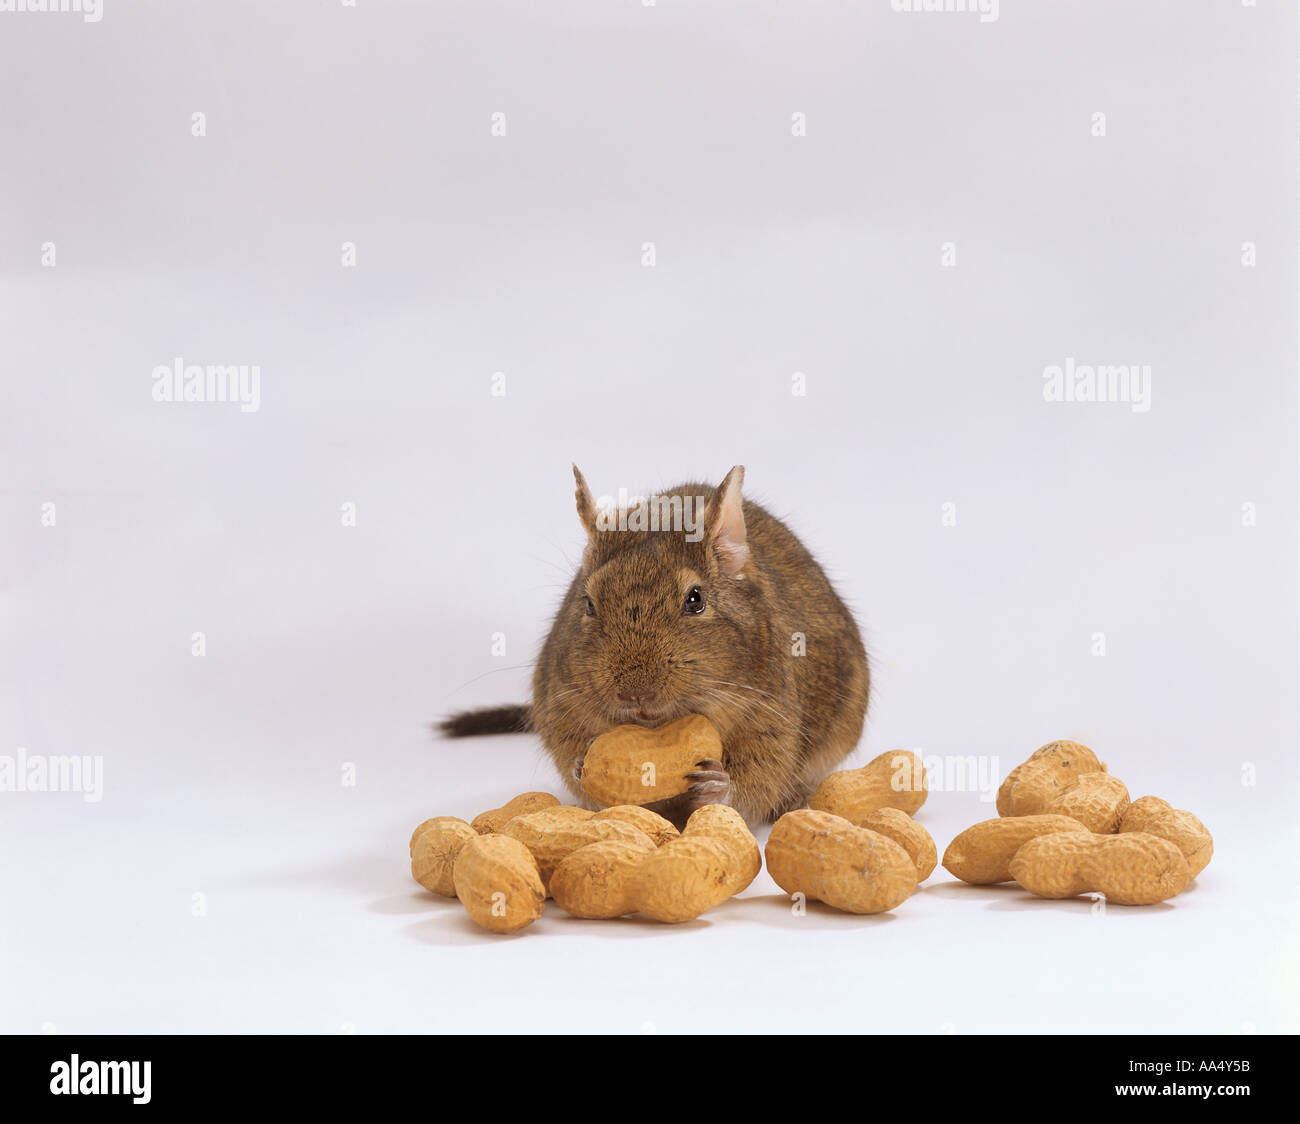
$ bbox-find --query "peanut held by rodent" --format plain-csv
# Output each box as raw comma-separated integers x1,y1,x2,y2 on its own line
581,716,722,808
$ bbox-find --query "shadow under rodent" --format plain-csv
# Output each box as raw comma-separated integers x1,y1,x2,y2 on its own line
441,465,870,826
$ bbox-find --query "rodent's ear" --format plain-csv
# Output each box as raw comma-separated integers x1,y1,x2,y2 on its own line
572,464,597,531
705,465,750,578
572,464,599,570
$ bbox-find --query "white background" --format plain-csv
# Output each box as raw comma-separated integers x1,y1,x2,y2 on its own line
2,0,1296,1033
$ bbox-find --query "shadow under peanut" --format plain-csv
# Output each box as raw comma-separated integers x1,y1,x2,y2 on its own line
927,879,1179,913
985,895,1177,914
402,905,714,944
924,879,1026,900
722,892,900,928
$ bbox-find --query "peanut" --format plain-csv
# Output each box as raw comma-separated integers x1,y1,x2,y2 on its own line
470,791,561,834
765,809,918,914
501,809,655,886
628,838,739,923
452,834,547,933
549,836,659,918
857,808,937,881
1045,771,1130,833
807,749,928,820
410,816,479,897
581,714,722,807
683,804,761,891
942,815,1091,884
409,817,450,855
590,804,680,846
1120,796,1213,878
628,804,762,922
533,806,597,824
1008,830,1191,906
996,740,1105,817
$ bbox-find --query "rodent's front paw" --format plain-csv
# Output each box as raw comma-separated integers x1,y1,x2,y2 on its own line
571,756,585,784
643,760,732,830
686,759,731,807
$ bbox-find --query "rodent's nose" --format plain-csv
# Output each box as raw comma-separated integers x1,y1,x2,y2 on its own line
617,688,659,706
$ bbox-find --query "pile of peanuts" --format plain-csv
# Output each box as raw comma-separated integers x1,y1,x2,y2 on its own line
765,748,935,914
410,796,761,933
410,714,938,932
942,740,1213,905
410,720,1212,933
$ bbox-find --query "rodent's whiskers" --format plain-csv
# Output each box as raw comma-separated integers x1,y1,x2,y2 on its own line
546,688,603,733
532,537,580,579
691,675,801,734
693,676,784,704
444,661,537,697
706,671,862,714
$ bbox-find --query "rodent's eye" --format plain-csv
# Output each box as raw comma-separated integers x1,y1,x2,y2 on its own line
585,596,596,618
682,586,705,615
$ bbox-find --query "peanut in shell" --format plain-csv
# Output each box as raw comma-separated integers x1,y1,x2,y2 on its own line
610,803,762,923
942,814,1092,884
1119,796,1213,878
549,836,658,919
857,808,938,881
996,740,1105,817
590,804,680,846
470,791,561,834
501,810,655,885
765,808,918,914
808,750,928,820
682,804,761,891
452,833,547,933
410,816,479,897
1045,771,1130,834
1008,830,1191,906
580,714,722,807
629,835,741,923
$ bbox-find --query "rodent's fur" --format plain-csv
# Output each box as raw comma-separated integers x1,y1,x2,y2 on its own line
441,466,870,824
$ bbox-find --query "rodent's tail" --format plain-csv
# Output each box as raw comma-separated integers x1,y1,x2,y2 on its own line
437,704,532,737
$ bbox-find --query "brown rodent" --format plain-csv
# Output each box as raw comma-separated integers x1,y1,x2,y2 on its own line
441,466,870,825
